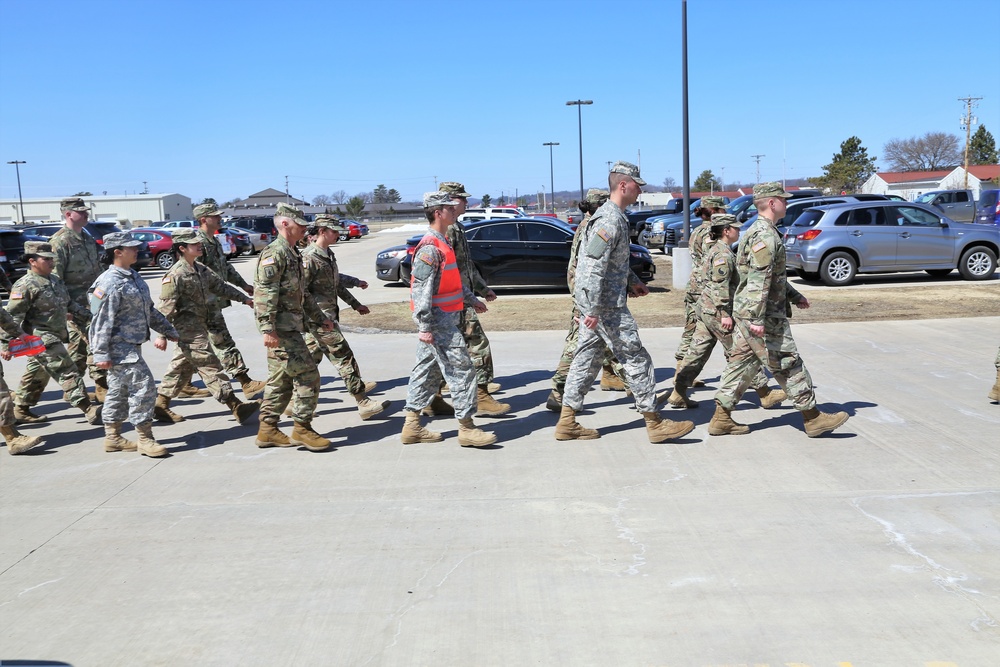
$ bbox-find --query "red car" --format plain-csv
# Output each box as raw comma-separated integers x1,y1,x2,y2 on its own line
130,228,176,270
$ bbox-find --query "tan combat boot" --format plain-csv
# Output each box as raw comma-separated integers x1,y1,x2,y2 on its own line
234,372,266,401
554,406,600,441
135,421,167,457
421,392,455,417
707,402,750,436
400,410,443,444
989,369,1000,402
486,381,502,394
103,422,137,453
94,378,109,404
13,405,47,424
255,421,293,448
363,380,378,394
290,421,331,451
179,383,211,398
225,395,260,424
667,383,698,409
476,386,511,417
801,407,849,438
545,390,562,412
756,386,787,409
2,425,42,455
154,394,185,423
79,397,102,425
600,368,627,392
457,417,496,447
354,392,389,420
643,412,695,443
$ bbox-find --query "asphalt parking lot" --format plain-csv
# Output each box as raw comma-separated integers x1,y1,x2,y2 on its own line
1,229,998,666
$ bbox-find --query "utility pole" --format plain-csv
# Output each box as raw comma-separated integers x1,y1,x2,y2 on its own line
284,175,290,203
959,95,982,190
543,142,559,214
751,154,765,183
566,99,593,203
720,167,726,192
142,181,148,194
6,160,26,224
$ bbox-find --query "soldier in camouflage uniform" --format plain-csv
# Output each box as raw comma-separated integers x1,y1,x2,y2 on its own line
154,230,261,427
546,188,636,411
5,242,102,425
0,308,44,454
669,214,784,409
302,214,388,420
193,202,266,400
49,197,107,401
710,182,849,437
989,345,1000,403
557,162,694,444
90,233,180,457
400,192,495,448
253,203,336,452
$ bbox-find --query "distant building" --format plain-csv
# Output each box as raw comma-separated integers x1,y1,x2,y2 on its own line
0,193,192,227
860,165,1000,200
223,187,423,220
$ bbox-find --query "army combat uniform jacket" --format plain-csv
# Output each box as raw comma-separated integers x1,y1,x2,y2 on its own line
89,266,177,365
684,221,713,302
254,235,326,335
301,243,362,322
158,261,249,337
573,200,632,316
410,230,477,334
733,215,805,327
49,226,101,319
195,229,252,309
5,272,89,346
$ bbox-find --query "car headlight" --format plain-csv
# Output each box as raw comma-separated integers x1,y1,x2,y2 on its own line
377,249,405,260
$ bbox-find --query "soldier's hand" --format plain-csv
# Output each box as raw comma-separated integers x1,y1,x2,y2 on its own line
795,297,810,309
244,285,255,297
582,314,598,330
628,283,650,298
154,336,168,351
358,280,369,289
473,300,488,314
749,323,765,336
721,316,733,332
96,360,113,370
356,305,370,315
418,331,434,344
263,331,279,348
321,319,335,331
243,299,253,307
484,289,497,302
0,349,11,362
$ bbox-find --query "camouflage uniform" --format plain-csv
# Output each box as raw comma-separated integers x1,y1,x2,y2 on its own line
445,221,495,386
158,257,250,403
195,228,253,377
254,235,328,424
563,198,657,413
6,271,91,408
405,229,479,419
301,241,366,395
90,265,178,425
0,308,27,426
714,213,814,411
50,224,105,385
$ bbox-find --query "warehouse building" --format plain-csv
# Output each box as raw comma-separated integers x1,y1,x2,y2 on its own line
0,193,192,227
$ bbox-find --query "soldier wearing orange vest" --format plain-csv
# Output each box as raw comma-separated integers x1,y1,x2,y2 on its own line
400,192,496,448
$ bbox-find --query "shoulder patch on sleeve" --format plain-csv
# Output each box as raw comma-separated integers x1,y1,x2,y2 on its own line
9,291,22,300
419,254,434,266
93,287,105,299
713,256,726,266
161,276,172,284
262,256,276,266
752,241,767,252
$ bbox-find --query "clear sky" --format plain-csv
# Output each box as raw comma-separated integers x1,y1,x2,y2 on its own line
1,0,998,205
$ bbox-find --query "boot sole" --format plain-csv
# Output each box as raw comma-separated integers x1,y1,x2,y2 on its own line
476,405,511,417
459,439,496,447
290,438,331,451
648,421,695,443
139,449,168,457
401,436,444,444
554,431,600,441
255,439,294,448
104,443,138,452
805,413,850,438
707,424,750,436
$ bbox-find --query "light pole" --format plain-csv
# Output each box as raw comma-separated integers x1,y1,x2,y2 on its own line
7,160,26,225
543,141,559,213
566,100,592,203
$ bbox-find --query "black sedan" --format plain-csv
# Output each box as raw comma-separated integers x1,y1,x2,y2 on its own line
386,217,655,288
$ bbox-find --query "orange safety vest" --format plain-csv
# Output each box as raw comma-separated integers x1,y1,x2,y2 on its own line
410,233,464,312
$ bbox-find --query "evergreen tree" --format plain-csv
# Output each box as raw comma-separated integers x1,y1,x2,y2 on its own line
969,125,998,165
810,136,877,193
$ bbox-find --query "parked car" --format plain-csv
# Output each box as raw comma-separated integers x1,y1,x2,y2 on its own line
395,217,655,288
375,244,409,283
914,189,977,223
341,219,368,236
25,221,121,246
228,217,276,253
784,200,1000,286
459,207,525,223
130,228,176,269
740,194,890,238
344,221,363,239
158,219,198,230
975,189,1000,225
220,227,252,257
627,208,679,244
0,227,50,281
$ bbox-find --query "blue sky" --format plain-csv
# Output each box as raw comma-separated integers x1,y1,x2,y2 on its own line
1,0,998,204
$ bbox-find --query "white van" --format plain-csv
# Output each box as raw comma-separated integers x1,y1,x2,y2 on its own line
458,207,525,223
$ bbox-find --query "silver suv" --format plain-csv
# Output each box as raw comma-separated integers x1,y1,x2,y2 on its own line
784,201,1000,286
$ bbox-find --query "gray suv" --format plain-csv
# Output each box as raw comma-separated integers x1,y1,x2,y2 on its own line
784,201,999,286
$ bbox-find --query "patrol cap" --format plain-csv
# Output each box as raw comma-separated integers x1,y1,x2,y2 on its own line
103,231,143,249
710,213,739,229
439,181,471,198
586,188,610,205
193,203,224,219
609,160,646,186
60,197,91,212
753,182,792,199
700,196,727,209
423,191,460,209
23,241,56,258
171,229,201,244
275,202,309,226
313,214,346,233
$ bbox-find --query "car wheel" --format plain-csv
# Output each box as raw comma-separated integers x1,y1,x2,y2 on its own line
925,269,952,278
958,246,997,280
820,251,857,286
155,251,174,270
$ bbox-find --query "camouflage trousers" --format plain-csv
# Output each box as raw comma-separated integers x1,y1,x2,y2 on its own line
676,307,768,390
995,345,999,368
15,340,89,408
459,306,494,386
673,297,699,362
563,308,657,413
160,332,234,404
206,307,250,377
406,317,477,419
103,355,157,425
0,362,14,426
304,324,364,396
68,317,107,386
551,308,627,394
715,316,816,412
261,331,321,425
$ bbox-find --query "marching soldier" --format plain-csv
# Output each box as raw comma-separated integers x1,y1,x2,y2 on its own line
0,307,44,454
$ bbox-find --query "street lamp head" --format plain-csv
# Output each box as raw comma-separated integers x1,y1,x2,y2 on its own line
565,100,593,106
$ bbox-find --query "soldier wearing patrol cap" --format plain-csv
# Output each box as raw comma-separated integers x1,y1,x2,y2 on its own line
90,232,180,457
49,197,108,401
252,202,336,451
557,162,694,444
302,214,389,420
710,182,849,438
4,241,103,426
192,201,266,400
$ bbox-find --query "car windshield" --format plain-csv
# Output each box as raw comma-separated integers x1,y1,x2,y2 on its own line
729,196,755,215
792,210,824,228
914,193,935,204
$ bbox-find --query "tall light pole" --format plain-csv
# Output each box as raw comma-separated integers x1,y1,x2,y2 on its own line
566,99,592,203
6,160,26,225
543,141,559,213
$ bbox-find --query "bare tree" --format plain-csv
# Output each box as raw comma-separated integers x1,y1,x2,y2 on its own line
312,194,331,206
331,190,348,204
883,132,962,171
354,191,373,204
